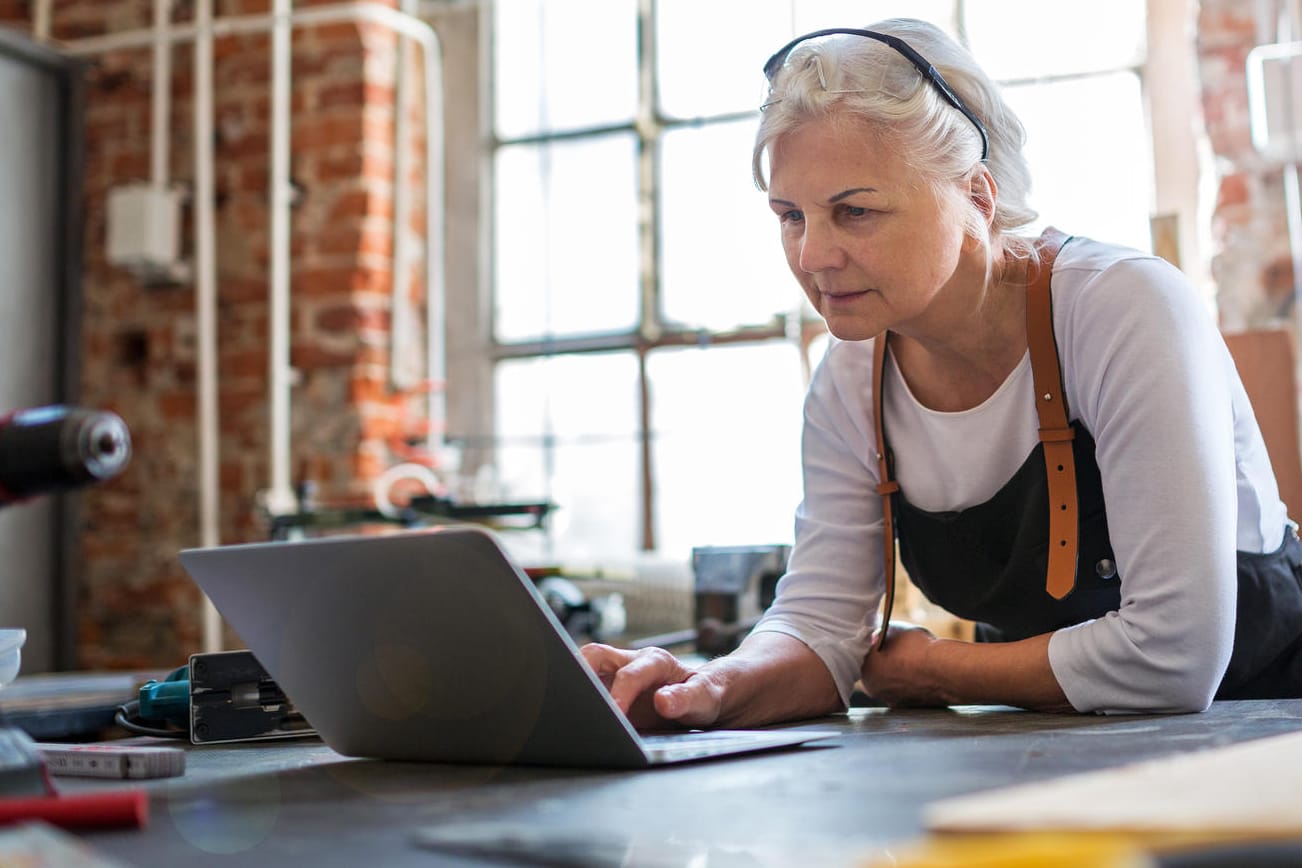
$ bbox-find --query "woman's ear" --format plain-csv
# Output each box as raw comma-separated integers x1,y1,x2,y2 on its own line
969,165,998,225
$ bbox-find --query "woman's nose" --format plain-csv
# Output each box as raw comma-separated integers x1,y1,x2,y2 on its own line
797,222,844,273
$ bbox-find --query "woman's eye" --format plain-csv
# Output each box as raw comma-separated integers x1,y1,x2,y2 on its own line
779,209,803,224
841,205,869,219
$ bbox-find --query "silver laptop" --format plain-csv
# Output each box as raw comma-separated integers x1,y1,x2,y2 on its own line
178,526,837,768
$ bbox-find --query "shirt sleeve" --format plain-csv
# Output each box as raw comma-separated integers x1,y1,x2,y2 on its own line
750,339,882,706
1047,253,1240,713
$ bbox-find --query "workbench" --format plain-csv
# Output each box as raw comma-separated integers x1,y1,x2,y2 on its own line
55,699,1302,866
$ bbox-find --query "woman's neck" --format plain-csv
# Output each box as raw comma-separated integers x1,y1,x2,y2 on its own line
889,253,1029,412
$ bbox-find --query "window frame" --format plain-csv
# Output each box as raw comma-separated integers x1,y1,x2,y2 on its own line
445,0,1202,555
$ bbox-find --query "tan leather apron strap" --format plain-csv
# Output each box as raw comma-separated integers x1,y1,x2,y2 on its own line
869,228,1077,648
1027,226,1078,599
872,332,898,650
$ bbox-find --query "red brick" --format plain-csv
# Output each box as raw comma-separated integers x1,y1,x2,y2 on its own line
158,391,197,422
1217,173,1250,209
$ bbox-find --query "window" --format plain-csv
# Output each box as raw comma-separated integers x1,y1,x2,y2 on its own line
484,0,1159,564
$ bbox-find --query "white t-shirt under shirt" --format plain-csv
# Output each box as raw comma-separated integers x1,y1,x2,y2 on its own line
752,236,1289,714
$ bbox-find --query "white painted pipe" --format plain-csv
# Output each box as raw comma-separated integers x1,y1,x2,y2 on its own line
1285,165,1302,322
390,1,415,391
151,0,171,189
193,0,222,653
422,17,446,456
265,0,295,516
32,0,51,41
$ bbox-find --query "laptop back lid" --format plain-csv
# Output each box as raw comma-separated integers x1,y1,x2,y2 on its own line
179,527,651,768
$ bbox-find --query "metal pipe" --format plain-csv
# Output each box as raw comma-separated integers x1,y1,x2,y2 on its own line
391,1,415,391
32,0,52,41
193,0,222,653
422,18,446,458
265,0,295,516
1285,165,1302,323
151,0,171,189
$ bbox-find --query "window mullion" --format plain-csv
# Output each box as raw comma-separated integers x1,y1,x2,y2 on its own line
636,0,661,550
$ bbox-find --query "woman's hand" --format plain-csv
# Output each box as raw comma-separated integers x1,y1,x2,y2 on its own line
579,643,725,731
860,624,1074,711
859,622,949,707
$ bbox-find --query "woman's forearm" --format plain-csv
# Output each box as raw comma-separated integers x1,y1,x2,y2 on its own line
920,632,1073,711
703,631,845,727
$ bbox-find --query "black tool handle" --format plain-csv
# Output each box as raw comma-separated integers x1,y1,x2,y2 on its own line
0,406,132,505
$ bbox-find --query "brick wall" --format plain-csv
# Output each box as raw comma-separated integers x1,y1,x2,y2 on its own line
1197,0,1296,329
0,0,431,668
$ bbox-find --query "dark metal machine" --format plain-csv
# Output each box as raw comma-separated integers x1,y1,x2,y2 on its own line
691,544,791,656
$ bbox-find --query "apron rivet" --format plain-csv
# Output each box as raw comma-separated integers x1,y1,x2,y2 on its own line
1096,558,1117,579
1043,393,1052,401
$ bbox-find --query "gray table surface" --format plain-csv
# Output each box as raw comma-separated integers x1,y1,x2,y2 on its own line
58,699,1302,867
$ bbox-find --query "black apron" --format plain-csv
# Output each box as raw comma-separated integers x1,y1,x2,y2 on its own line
874,235,1302,700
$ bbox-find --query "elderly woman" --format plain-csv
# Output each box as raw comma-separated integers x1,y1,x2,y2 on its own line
582,18,1302,726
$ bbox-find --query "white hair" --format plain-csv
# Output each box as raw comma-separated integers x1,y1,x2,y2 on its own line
753,18,1039,268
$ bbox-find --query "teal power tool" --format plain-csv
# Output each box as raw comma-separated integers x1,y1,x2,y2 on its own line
116,667,190,738
117,651,314,744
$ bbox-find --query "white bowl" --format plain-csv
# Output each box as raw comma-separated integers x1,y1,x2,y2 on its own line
0,630,27,687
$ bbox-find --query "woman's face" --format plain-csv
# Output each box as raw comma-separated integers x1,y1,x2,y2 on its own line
767,114,973,342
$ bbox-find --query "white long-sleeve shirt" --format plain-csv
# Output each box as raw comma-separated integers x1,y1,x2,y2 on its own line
752,237,1288,714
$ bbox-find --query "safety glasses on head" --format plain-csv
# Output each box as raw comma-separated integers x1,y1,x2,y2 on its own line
762,27,989,163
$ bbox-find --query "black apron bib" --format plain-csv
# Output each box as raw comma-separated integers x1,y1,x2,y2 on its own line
894,423,1119,645
873,234,1302,700
888,422,1302,699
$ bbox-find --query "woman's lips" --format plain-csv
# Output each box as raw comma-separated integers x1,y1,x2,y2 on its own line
822,289,870,307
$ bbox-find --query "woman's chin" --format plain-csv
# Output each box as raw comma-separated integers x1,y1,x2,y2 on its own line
822,318,880,342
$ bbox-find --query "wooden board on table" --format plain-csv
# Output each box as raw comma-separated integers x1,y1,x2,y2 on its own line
925,729,1302,835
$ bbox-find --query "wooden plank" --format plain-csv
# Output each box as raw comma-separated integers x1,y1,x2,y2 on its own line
926,729,1302,835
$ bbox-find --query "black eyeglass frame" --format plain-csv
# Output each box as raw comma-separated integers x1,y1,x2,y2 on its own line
762,27,990,163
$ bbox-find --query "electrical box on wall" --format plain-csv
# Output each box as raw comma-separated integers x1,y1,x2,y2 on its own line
106,183,190,284
1248,41,1302,162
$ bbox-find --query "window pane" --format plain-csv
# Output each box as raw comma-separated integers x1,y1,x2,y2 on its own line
1006,73,1153,252
791,0,954,33
494,353,641,563
660,119,797,330
494,134,641,342
656,0,791,119
966,0,1145,81
493,0,638,138
655,1,957,121
649,342,805,560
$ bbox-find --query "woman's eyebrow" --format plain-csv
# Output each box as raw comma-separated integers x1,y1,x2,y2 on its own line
829,187,879,203
769,187,881,208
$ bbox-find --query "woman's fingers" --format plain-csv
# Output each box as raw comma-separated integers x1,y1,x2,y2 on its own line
605,646,690,714
579,643,717,728
579,643,638,691
652,679,721,728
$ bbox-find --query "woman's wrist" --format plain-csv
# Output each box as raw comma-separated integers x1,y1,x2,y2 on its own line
704,633,842,727
924,638,966,706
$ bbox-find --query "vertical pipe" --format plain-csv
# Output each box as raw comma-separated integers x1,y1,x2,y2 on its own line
391,1,415,390
266,0,295,515
422,21,446,458
1285,166,1302,324
151,0,171,189
194,0,223,653
1271,5,1302,333
32,0,52,41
